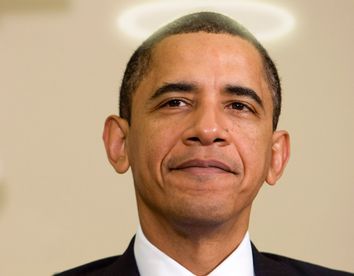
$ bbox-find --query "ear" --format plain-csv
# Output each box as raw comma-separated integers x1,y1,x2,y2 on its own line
102,115,130,173
265,130,290,185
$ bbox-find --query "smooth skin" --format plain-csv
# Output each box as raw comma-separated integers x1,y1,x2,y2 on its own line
103,32,290,275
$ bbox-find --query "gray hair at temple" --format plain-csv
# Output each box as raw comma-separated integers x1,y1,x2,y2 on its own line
119,11,282,130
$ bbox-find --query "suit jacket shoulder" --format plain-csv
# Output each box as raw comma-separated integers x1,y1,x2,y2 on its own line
54,238,139,276
252,244,353,276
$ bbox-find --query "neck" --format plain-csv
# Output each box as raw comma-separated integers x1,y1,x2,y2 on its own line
138,205,251,275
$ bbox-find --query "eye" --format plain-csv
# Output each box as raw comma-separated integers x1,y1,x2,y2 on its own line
161,99,187,108
229,102,252,112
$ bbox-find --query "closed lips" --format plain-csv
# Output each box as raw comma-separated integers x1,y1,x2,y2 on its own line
172,159,236,174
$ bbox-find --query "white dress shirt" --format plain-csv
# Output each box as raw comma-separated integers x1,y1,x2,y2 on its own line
134,225,254,276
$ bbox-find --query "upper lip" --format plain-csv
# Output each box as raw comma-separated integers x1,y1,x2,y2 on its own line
172,159,235,174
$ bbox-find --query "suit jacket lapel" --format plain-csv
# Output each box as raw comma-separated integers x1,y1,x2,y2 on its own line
252,243,298,276
99,237,140,276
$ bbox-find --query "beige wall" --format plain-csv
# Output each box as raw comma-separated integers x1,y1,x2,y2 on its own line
0,0,353,275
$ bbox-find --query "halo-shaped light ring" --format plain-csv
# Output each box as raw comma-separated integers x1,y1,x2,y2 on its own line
117,1,295,42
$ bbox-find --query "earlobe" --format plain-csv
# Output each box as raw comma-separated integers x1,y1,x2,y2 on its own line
266,130,290,185
102,115,130,173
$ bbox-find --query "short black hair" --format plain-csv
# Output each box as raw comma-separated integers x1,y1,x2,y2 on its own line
119,12,282,130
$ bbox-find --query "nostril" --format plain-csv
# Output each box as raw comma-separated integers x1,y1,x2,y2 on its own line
214,138,225,143
188,137,200,142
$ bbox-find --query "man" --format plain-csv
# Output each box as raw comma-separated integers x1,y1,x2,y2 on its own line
57,12,352,275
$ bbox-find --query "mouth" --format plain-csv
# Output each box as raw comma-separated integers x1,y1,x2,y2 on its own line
170,159,236,175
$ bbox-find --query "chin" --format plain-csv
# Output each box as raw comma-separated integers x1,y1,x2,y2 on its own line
166,200,237,232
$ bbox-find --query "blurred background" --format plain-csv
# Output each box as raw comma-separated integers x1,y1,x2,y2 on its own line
0,0,353,275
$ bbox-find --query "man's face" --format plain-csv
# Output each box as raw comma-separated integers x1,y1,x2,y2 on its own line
125,33,280,228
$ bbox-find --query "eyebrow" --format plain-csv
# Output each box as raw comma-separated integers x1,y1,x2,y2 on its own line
149,82,264,109
149,82,197,100
224,85,264,109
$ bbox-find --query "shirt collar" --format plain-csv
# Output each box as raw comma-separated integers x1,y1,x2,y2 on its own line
134,225,254,276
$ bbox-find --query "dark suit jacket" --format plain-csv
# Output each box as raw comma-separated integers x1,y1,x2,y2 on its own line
55,238,353,276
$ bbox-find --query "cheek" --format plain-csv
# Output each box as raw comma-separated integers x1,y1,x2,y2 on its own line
230,122,273,178
128,119,180,181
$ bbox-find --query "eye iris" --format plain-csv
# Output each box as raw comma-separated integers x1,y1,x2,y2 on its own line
168,100,181,107
232,102,245,110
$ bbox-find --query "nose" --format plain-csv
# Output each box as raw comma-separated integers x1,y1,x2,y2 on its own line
182,104,230,147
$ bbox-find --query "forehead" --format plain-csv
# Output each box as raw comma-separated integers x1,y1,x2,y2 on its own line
154,32,260,55
144,32,267,90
